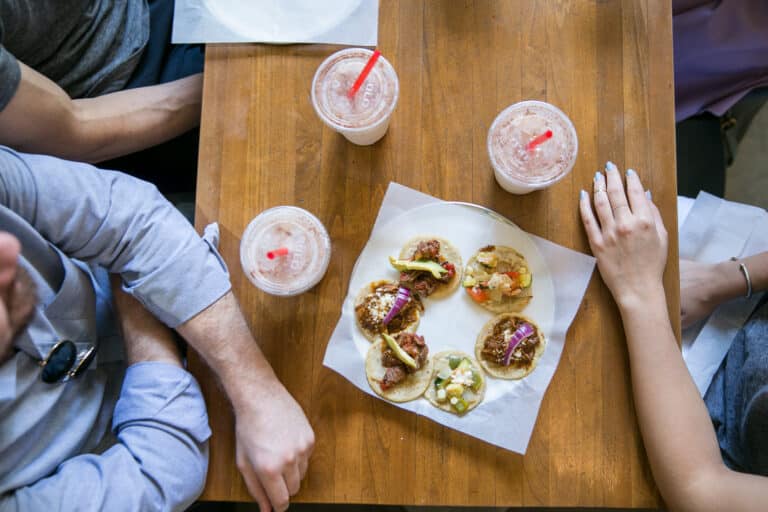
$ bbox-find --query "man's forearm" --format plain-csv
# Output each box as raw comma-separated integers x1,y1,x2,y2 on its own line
176,291,315,512
0,63,202,163
175,291,279,411
112,276,182,368
76,74,202,163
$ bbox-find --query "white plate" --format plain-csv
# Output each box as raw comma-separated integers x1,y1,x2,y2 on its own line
204,0,362,42
345,202,556,404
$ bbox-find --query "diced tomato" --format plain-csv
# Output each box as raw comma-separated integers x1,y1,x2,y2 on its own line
505,271,520,285
466,286,489,303
442,261,456,279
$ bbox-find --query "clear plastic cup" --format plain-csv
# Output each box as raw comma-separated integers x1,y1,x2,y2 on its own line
240,206,332,296
487,100,579,194
311,48,399,146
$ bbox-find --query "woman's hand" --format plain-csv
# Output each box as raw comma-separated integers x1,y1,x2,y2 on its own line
680,255,762,328
579,162,668,310
680,259,729,328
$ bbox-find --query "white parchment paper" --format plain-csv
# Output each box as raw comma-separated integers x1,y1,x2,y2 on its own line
172,0,379,45
679,192,768,396
323,183,595,453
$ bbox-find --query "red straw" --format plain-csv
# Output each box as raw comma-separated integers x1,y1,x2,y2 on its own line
347,49,381,98
526,130,553,151
266,247,289,260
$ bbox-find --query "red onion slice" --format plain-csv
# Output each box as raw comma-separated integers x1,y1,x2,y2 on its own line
382,286,411,326
502,323,534,366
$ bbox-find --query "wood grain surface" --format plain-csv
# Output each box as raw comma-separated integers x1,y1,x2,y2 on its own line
191,0,678,506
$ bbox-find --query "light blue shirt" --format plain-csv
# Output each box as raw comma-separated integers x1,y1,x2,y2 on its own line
0,147,232,511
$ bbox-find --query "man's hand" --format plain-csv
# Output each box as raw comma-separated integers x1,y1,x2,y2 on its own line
0,232,36,364
176,291,315,512
234,381,314,512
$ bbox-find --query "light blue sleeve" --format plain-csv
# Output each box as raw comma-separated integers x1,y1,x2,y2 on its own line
0,147,231,327
0,362,211,512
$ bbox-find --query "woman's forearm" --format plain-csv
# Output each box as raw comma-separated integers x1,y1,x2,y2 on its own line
618,288,724,511
580,164,768,511
712,252,768,303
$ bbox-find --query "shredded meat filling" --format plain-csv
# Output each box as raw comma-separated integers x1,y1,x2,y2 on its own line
355,284,423,335
413,239,441,261
380,333,429,390
381,366,407,390
481,317,538,367
399,239,456,298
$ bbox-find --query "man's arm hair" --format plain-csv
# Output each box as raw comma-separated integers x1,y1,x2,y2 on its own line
0,62,201,163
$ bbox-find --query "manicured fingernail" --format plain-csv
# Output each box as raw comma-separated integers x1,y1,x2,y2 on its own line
606,161,617,172
645,189,652,200
626,168,637,177
594,171,602,182
580,189,587,200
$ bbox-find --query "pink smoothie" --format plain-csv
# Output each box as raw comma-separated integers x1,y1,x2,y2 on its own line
311,48,399,145
240,206,331,296
488,101,578,194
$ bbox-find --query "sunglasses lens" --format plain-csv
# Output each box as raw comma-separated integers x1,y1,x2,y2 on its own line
41,340,76,383
70,346,96,379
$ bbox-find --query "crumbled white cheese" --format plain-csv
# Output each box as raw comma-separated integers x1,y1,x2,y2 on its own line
366,292,396,320
449,397,458,405
487,272,514,293
476,251,498,267
437,388,447,401
450,368,474,387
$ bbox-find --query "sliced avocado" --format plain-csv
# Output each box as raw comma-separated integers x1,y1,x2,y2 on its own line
448,354,463,370
471,371,483,392
457,358,472,372
382,333,417,369
389,256,447,279
462,275,477,288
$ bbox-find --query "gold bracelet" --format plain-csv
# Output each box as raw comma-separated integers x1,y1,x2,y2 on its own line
730,257,753,299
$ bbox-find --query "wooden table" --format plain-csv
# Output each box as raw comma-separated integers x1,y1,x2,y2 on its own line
192,0,678,507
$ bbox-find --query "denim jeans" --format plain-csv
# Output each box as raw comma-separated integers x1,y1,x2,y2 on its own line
705,295,768,475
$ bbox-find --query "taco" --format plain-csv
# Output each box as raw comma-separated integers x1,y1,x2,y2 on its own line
389,236,463,299
365,332,433,402
462,245,533,313
424,351,485,415
354,280,423,342
475,313,546,379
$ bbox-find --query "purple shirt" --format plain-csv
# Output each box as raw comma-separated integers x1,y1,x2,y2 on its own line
674,0,768,121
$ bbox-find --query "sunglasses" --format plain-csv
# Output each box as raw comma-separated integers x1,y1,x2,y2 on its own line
38,340,96,384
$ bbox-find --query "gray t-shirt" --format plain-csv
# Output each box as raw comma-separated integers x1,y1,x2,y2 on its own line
0,0,149,111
